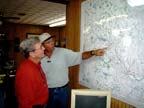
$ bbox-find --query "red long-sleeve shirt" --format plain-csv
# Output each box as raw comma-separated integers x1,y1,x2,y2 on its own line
15,59,49,108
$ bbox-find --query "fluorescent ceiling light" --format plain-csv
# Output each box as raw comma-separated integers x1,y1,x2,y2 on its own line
49,20,66,27
46,16,66,25
127,0,144,7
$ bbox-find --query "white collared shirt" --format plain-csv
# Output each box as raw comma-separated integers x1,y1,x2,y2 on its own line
41,47,82,88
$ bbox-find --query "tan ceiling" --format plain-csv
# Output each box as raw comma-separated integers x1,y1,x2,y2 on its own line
0,0,66,26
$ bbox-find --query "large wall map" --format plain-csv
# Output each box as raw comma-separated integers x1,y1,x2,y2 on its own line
79,0,144,108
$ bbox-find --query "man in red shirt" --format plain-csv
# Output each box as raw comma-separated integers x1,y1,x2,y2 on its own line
15,37,49,108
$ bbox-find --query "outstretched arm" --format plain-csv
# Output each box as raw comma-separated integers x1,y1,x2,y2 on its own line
82,48,107,60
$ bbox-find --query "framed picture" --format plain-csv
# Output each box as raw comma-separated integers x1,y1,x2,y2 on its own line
26,33,40,38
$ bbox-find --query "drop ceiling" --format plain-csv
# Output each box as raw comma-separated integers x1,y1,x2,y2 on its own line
0,0,67,26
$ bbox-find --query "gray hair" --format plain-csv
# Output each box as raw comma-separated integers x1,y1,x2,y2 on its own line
20,37,40,58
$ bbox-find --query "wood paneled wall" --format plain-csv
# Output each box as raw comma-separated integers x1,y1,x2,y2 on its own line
66,0,81,89
0,23,65,65
66,0,136,108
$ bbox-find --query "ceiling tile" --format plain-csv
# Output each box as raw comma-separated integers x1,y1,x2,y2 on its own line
0,0,66,26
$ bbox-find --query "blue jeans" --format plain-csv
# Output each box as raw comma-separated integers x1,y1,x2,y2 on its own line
47,85,70,108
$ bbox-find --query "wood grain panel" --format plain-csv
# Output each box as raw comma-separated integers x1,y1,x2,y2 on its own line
1,23,64,65
66,0,82,89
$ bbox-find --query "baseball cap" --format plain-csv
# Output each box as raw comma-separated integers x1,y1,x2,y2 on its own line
39,33,55,43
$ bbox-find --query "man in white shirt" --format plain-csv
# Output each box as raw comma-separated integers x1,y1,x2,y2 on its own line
39,33,106,108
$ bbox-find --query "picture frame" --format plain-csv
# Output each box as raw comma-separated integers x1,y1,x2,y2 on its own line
26,33,41,38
